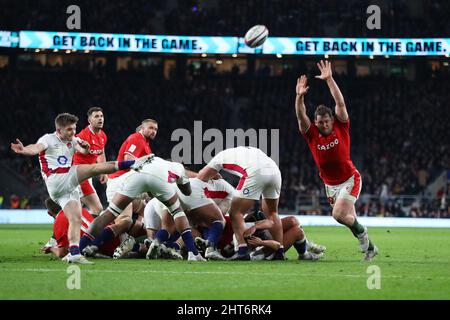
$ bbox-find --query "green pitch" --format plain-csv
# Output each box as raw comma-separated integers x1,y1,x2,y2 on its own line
0,224,449,300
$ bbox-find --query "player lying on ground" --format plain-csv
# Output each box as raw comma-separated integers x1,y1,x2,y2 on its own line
197,146,284,261
242,211,325,261
139,177,235,260
11,112,151,264
80,156,206,261
42,198,121,258
294,60,378,261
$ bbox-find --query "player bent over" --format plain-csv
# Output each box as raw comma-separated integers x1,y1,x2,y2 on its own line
294,61,378,261
10,113,151,264
197,146,284,260
80,156,206,261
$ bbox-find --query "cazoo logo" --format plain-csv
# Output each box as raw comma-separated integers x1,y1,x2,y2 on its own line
317,139,339,151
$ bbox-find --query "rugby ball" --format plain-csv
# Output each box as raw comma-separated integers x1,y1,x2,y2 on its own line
244,25,269,48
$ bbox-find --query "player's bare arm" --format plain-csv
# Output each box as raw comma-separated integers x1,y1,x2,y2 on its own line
10,139,45,156
97,150,108,184
295,75,311,134
247,236,281,251
197,166,219,182
315,60,348,122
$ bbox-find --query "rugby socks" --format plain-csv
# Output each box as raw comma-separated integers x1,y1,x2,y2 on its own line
79,233,94,251
69,244,80,256
349,219,365,237
181,229,198,255
155,229,170,243
350,219,375,251
293,238,307,255
116,160,135,170
131,243,141,252
92,227,115,248
206,220,224,248
167,231,181,243
237,244,248,255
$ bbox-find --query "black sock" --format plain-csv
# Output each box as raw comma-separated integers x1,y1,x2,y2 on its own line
349,219,365,237
293,239,307,255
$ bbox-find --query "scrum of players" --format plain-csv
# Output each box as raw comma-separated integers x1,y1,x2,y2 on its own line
12,61,378,264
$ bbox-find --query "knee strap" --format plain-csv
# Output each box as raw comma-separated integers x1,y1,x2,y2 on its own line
108,202,123,217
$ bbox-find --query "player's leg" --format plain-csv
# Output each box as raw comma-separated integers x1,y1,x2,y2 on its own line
228,197,255,260
332,198,377,261
190,203,226,260
61,198,93,264
282,216,324,260
80,193,134,254
75,154,153,184
160,194,205,261
79,179,103,216
260,169,284,259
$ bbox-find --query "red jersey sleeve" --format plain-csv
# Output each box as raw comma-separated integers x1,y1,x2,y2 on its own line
75,128,88,141
53,211,70,248
123,135,147,158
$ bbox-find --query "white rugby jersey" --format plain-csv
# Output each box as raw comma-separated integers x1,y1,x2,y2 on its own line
207,146,277,178
37,133,79,179
199,178,234,203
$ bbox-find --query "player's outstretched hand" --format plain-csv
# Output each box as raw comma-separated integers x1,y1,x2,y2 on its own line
296,75,309,97
78,139,90,150
11,138,24,154
99,174,108,184
315,60,332,80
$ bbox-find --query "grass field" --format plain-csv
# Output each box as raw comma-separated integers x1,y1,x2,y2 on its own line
0,224,449,300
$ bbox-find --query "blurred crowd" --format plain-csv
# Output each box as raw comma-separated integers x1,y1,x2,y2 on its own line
0,0,449,37
0,57,448,218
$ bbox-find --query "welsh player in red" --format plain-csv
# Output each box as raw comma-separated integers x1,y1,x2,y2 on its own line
295,60,378,261
73,107,108,216
42,198,120,258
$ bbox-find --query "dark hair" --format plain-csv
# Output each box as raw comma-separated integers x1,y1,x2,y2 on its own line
314,105,333,120
44,197,62,216
87,107,103,117
55,113,78,128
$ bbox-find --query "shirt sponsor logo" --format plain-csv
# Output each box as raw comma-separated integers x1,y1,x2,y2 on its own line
317,138,339,151
57,156,69,165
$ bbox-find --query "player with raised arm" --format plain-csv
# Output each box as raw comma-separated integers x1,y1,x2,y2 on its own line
197,146,284,260
10,113,152,264
73,107,108,216
295,61,378,261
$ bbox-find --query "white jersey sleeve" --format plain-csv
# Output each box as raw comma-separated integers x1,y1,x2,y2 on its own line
168,161,189,185
207,151,225,171
37,134,51,150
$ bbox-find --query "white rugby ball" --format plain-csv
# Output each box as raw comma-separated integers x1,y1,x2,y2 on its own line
244,25,269,48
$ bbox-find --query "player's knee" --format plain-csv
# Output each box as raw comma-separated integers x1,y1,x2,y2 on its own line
286,216,299,228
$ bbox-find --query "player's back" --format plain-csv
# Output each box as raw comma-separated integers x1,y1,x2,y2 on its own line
211,146,278,176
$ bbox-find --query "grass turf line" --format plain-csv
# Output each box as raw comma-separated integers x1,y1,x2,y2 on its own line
0,224,449,299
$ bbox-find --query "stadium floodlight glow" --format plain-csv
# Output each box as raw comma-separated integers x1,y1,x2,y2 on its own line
324,54,329,58
446,53,450,58
34,49,40,52
53,49,58,52
201,53,207,57
65,49,71,54
232,53,237,58
385,55,389,58
215,59,222,64
276,53,282,58
84,50,90,53
369,55,374,59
